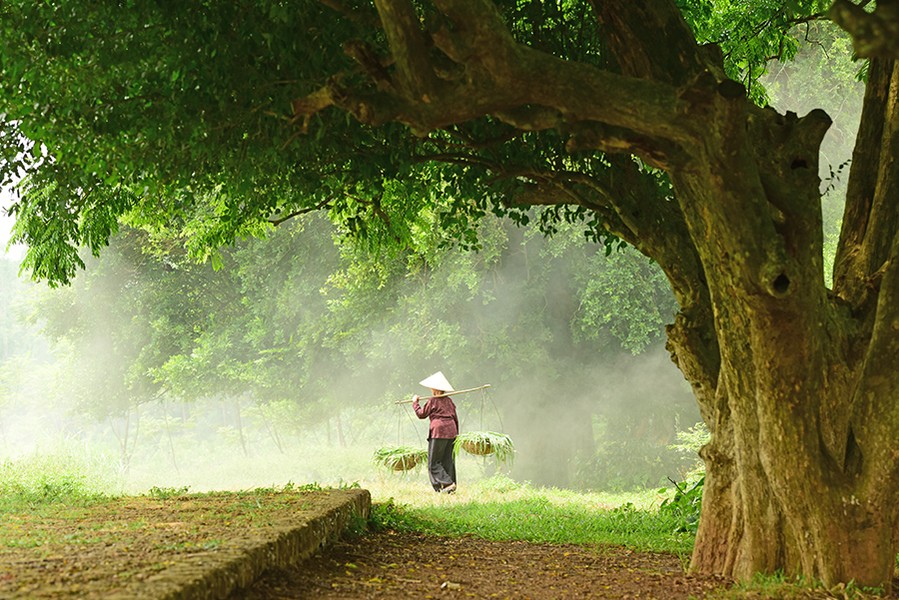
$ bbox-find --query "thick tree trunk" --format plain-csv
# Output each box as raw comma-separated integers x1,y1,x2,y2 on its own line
694,397,897,588
689,423,737,575
672,57,899,590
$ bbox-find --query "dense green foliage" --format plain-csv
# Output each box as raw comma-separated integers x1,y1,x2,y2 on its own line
0,0,499,282
0,0,844,287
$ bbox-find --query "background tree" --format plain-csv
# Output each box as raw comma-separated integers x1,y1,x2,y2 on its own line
1,0,897,588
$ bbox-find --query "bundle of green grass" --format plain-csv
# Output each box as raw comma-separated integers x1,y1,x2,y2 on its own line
373,446,428,471
454,431,515,464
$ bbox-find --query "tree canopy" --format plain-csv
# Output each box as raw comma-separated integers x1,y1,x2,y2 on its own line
2,0,899,590
1,0,864,284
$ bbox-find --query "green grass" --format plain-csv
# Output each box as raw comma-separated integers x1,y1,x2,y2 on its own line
368,475,694,556
0,454,113,513
2,452,687,558
0,453,703,560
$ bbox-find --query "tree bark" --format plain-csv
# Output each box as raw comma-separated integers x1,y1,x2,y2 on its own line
831,0,899,59
671,58,899,588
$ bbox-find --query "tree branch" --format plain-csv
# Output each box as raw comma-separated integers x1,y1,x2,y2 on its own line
587,0,725,83
292,0,701,156
830,0,899,59
373,0,439,99
267,197,334,226
565,121,687,170
833,59,899,310
856,229,899,497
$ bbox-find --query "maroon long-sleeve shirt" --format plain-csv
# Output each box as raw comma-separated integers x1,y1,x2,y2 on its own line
412,395,459,439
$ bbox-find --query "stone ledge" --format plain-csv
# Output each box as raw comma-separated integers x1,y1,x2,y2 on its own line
104,488,371,600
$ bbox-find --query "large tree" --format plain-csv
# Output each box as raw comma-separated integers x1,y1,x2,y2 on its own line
1,0,898,589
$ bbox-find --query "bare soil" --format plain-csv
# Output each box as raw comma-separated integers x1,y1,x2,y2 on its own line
233,530,731,599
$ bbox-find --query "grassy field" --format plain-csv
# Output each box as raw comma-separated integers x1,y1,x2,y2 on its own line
366,475,694,555
0,450,695,558
0,453,691,551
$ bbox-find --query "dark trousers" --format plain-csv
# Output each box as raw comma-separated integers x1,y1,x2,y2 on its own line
427,437,456,491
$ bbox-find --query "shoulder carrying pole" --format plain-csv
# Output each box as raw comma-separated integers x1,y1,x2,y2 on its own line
394,384,491,404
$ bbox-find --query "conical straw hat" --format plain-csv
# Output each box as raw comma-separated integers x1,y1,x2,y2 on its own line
419,371,454,392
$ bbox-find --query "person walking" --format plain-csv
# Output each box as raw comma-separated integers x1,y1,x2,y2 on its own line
412,371,459,494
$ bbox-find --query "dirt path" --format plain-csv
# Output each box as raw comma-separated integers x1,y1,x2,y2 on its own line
231,531,730,599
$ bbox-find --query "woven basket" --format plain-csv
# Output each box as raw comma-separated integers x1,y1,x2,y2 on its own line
461,440,494,456
391,454,420,471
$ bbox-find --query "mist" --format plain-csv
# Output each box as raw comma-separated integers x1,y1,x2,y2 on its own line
0,23,863,499
0,210,699,495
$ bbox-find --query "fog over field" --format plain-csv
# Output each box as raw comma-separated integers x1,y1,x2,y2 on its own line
0,204,699,495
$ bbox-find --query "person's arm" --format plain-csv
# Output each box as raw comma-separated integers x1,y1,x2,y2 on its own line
412,395,429,419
